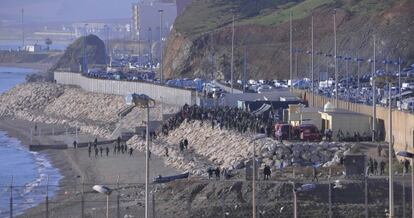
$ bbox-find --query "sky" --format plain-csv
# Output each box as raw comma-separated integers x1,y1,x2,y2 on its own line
0,0,143,23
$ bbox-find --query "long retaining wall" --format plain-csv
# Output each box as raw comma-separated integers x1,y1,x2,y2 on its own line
54,71,196,106
294,90,414,153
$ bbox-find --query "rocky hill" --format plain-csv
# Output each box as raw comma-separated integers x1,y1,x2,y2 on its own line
50,34,106,72
164,0,414,80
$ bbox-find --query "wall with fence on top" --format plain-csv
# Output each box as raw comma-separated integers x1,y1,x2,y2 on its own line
54,71,196,106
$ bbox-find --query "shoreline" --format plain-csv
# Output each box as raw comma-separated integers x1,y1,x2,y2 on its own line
0,117,180,217
0,62,52,71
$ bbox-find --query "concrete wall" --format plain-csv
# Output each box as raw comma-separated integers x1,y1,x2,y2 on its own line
54,72,196,106
295,90,414,153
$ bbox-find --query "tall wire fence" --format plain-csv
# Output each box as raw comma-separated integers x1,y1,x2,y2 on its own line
2,176,412,218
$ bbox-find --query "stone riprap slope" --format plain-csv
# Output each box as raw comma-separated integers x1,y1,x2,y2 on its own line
128,120,352,175
0,82,64,117
0,82,127,138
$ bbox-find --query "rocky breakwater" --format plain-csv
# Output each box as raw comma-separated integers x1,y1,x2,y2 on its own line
0,82,128,138
128,120,354,175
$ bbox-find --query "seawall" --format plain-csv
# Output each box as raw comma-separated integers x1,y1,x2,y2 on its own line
54,71,196,106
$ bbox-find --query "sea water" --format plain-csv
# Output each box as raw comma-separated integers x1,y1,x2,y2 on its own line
0,67,62,216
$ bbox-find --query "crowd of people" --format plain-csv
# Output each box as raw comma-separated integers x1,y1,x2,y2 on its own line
84,137,134,158
161,104,276,138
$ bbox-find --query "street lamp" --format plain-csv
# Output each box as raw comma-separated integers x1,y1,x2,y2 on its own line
158,9,164,84
132,93,155,218
93,185,112,218
250,134,267,218
397,151,414,218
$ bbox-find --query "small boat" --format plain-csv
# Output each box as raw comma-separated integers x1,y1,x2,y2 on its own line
153,172,189,183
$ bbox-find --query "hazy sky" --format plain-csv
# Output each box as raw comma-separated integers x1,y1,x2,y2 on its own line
0,0,144,22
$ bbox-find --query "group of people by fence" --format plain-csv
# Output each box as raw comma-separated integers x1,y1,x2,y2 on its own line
86,137,134,158
161,104,275,138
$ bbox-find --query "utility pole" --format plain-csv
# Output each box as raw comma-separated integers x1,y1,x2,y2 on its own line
158,9,164,83
148,27,152,68
372,35,377,142
311,15,314,106
290,12,293,92
243,46,247,93
145,106,150,218
10,176,13,218
333,9,338,107
328,167,332,218
388,82,394,218
231,15,235,94
83,24,88,73
21,8,25,50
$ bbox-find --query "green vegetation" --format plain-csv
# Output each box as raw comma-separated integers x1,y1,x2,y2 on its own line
175,0,296,36
176,0,403,35
245,0,335,26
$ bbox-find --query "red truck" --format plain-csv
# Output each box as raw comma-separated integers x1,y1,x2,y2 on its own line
298,124,322,141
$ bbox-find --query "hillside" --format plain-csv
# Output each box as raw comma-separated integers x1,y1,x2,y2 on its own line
50,34,106,72
164,0,414,80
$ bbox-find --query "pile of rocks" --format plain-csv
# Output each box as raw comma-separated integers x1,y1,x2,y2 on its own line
128,120,353,175
0,82,64,117
0,82,131,138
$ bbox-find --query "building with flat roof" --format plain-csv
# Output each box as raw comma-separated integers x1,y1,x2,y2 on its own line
131,1,177,40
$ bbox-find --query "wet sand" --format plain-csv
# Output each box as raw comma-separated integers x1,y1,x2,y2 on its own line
0,118,180,217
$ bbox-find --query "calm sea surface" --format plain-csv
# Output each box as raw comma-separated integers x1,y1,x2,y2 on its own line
0,67,62,216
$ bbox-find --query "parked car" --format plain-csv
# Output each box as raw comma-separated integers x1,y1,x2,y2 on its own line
275,123,293,140
298,124,321,141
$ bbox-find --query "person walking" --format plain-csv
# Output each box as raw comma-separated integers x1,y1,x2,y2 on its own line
404,159,410,174
312,166,318,182
129,147,133,156
184,138,189,150
374,159,378,175
377,144,382,157
88,146,91,157
100,147,103,157
165,147,169,157
207,167,213,179
215,167,220,180
106,147,109,157
94,147,99,158
380,160,386,175
73,140,77,149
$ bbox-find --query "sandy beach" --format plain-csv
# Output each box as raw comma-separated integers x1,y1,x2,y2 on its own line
0,118,180,218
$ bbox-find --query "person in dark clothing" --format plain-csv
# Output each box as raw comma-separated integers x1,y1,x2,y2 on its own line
377,144,382,157
117,136,121,147
95,147,99,158
179,141,184,152
100,147,103,157
113,145,116,155
129,147,133,156
106,147,109,157
374,159,378,175
207,167,213,179
215,167,220,179
312,167,318,182
369,158,374,175
94,138,98,147
380,160,386,175
184,139,189,150
165,147,169,157
88,146,91,157
404,159,410,174
73,140,77,149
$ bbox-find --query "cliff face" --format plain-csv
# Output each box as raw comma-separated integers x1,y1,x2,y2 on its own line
164,0,414,80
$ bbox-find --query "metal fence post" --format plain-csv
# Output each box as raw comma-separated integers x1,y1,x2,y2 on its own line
81,177,85,218
152,186,156,218
46,175,49,218
403,170,406,218
10,176,13,218
117,175,120,218
328,168,332,218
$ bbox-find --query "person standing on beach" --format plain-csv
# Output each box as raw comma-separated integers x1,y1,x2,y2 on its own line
129,147,133,156
88,146,91,157
95,147,99,158
100,147,103,157
106,147,109,157
73,140,77,149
